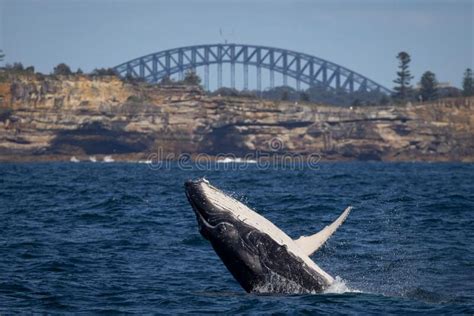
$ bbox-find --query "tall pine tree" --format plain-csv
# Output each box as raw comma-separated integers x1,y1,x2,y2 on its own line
463,68,474,97
393,51,414,102
419,71,438,101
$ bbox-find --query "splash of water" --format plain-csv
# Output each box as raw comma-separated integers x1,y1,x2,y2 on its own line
252,272,361,295
324,276,362,294
253,271,311,294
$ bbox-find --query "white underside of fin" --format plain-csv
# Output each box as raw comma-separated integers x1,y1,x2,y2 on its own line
294,206,352,257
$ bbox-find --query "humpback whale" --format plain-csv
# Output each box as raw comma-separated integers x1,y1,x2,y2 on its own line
184,178,352,294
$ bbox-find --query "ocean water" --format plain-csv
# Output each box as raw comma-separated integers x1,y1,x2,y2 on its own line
0,162,473,314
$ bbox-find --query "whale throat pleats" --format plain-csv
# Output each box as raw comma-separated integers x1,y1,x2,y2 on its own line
294,206,352,256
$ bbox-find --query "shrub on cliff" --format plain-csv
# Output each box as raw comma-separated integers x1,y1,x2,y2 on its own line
183,70,201,86
1,62,35,80
160,71,202,87
211,87,240,97
159,75,174,85
25,66,35,73
123,73,146,84
53,63,73,76
299,92,310,102
4,62,25,72
91,68,117,77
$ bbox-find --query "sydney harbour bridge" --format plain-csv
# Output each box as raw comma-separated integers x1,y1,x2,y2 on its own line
113,44,391,94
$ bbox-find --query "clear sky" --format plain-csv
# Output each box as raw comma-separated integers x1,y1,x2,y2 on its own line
1,0,473,89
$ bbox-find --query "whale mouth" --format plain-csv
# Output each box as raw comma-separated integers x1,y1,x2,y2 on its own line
185,179,216,229
185,179,206,207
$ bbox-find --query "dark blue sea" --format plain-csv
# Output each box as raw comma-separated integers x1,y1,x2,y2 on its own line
0,162,473,314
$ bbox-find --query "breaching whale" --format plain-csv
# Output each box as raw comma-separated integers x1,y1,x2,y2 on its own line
184,178,352,294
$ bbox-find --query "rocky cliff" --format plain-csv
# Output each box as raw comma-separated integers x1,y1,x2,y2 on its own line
0,74,473,162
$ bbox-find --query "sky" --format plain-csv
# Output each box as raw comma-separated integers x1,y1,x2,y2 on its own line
1,0,473,89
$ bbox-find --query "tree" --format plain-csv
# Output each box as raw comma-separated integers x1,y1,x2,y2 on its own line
379,95,391,105
0,50,4,62
213,87,239,97
419,71,438,101
393,51,414,102
12,62,24,71
462,68,474,97
4,62,24,72
160,75,173,85
299,91,310,102
123,73,145,84
183,70,201,86
351,99,362,107
92,68,117,76
53,63,72,75
76,68,83,75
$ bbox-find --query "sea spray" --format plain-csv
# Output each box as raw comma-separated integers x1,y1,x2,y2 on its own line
324,276,361,294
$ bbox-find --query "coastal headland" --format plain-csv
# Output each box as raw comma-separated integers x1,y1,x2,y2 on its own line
0,73,473,162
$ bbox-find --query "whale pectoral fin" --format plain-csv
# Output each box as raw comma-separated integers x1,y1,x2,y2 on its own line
294,206,352,256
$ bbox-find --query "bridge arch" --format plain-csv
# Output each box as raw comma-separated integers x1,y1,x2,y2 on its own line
113,44,391,94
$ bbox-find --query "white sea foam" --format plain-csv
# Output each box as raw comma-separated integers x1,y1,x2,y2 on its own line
324,276,361,294
253,271,312,294
254,275,362,295
89,156,97,162
103,155,114,163
137,160,152,164
70,156,79,163
216,157,257,164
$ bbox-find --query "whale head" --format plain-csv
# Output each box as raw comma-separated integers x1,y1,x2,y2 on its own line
185,178,233,238
185,178,266,291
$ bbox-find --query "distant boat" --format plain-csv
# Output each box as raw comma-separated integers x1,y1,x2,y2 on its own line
103,156,114,163
70,156,79,163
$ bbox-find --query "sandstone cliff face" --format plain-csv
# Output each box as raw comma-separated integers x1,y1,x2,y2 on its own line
0,74,473,162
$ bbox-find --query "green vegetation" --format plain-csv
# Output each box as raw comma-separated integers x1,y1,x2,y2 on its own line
209,84,388,106
0,54,471,107
1,62,35,77
182,70,201,86
299,91,310,102
463,68,473,97
0,51,33,84
419,71,438,101
160,75,173,85
53,63,73,76
392,52,414,102
157,70,202,88
91,68,117,76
